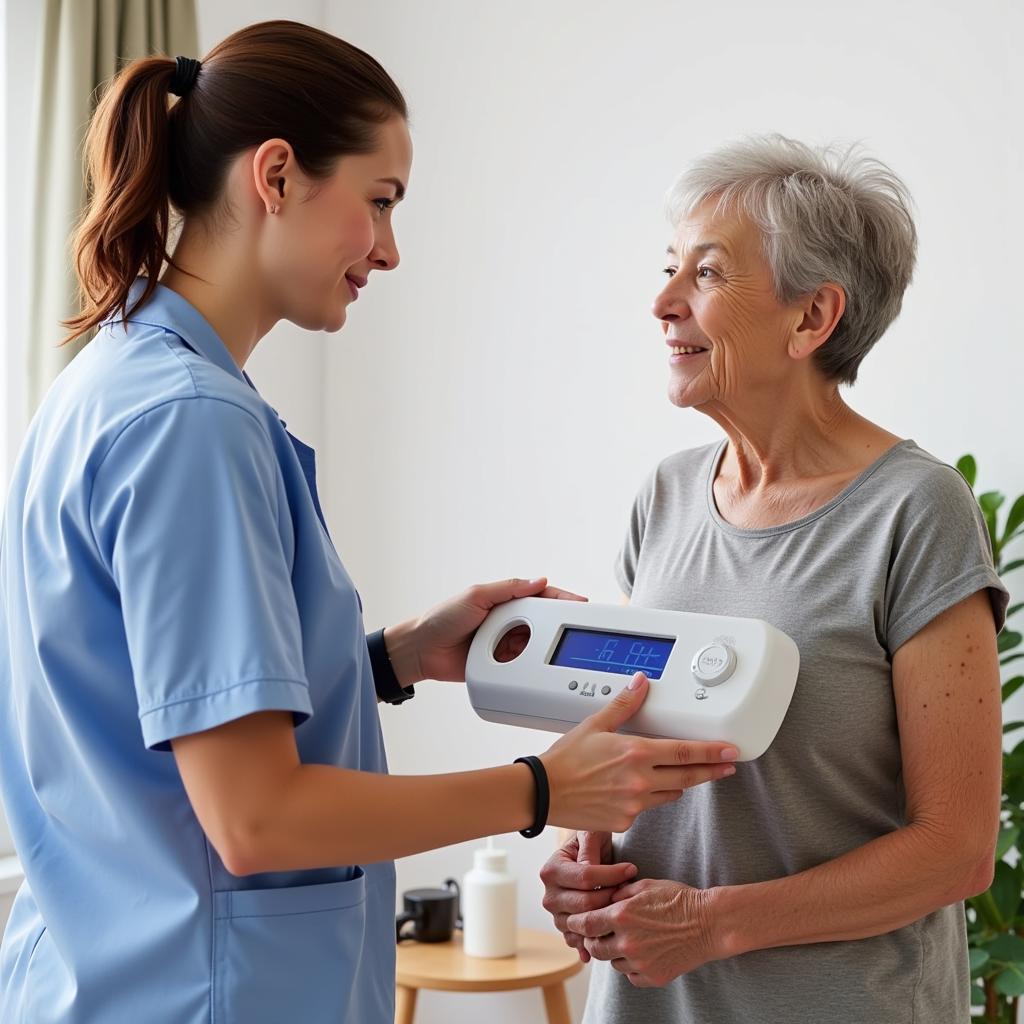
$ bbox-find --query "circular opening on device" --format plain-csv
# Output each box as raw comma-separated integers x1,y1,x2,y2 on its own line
492,620,532,663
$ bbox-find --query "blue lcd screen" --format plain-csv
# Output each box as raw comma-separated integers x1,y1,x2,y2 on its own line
548,628,675,680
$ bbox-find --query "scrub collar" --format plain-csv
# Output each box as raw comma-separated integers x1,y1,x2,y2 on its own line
110,278,247,385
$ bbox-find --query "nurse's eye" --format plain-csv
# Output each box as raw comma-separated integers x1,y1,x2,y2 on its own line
372,198,395,214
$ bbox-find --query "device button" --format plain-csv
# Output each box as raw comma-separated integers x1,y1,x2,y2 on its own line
691,643,736,686
568,680,579,691
601,685,611,695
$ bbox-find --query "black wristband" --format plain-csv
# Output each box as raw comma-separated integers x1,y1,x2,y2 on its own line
513,755,550,838
366,628,415,705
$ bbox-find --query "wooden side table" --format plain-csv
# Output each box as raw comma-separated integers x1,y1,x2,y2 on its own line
395,927,583,1024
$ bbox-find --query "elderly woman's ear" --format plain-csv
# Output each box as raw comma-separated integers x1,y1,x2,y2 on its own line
788,282,847,362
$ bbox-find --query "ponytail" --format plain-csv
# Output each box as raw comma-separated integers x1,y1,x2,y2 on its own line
63,21,407,345
64,56,178,343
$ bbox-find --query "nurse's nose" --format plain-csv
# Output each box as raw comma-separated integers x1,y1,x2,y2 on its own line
369,235,399,272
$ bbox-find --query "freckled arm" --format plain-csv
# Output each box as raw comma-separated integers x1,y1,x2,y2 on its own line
710,590,1001,956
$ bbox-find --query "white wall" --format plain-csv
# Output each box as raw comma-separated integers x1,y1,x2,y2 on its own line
320,2,1023,1022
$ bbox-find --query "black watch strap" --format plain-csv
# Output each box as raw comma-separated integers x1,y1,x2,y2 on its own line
366,628,415,705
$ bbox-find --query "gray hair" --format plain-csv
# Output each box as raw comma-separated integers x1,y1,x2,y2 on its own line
666,135,917,385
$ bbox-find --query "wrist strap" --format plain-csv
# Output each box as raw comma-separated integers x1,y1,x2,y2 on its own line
366,628,415,705
513,755,550,838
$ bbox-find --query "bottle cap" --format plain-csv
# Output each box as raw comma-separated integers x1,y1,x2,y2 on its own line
473,848,508,873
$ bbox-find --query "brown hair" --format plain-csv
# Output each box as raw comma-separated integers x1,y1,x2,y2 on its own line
64,20,407,343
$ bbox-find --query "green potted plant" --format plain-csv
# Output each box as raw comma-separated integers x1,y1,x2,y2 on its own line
958,455,1024,1020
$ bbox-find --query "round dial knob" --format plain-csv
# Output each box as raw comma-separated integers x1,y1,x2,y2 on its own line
690,643,737,686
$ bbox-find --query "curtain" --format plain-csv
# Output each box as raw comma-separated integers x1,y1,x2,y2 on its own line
26,0,198,413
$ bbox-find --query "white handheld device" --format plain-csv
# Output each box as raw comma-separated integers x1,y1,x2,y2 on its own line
466,598,799,761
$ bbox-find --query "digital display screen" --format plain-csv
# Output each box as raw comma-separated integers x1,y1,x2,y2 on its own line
548,628,675,680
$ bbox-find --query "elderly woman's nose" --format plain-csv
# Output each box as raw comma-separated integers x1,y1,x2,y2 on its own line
652,284,689,323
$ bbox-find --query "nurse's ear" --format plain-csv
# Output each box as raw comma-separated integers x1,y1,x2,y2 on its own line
251,138,295,215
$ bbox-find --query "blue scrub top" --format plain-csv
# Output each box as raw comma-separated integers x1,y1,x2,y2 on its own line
0,281,397,1023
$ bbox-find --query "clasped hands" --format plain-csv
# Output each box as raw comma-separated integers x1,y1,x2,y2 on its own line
541,831,721,988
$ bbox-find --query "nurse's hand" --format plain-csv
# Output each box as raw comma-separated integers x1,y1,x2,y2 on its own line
385,576,586,685
540,672,737,833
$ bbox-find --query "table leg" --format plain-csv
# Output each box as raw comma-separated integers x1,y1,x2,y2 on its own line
542,981,572,1024
395,984,418,1024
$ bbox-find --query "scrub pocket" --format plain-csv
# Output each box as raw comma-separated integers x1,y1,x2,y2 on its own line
212,869,367,1024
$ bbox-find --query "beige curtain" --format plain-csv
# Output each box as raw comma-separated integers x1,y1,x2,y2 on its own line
26,0,198,413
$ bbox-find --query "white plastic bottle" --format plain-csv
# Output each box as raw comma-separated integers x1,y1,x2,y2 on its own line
462,838,518,958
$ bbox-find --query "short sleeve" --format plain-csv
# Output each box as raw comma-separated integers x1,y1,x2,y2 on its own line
884,465,1009,653
615,469,657,597
90,397,312,750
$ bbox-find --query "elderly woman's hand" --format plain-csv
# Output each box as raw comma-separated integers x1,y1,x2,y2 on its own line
541,831,635,962
567,877,719,987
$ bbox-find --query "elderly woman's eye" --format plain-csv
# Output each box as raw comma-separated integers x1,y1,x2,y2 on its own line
696,266,717,279
662,266,677,278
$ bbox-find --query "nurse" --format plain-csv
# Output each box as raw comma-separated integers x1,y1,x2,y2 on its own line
0,20,739,1024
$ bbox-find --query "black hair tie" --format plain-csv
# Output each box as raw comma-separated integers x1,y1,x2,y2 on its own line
169,56,201,97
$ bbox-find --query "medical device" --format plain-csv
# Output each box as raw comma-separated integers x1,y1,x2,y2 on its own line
466,599,799,760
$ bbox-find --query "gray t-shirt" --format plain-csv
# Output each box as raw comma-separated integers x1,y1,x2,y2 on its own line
583,438,1009,1024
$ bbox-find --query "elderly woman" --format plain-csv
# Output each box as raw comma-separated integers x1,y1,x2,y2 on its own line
541,136,1009,1023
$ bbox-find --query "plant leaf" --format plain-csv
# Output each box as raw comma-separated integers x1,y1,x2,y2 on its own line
979,491,1004,553
957,454,978,489
971,889,1007,931
996,826,1021,860
1002,559,1024,575
985,932,1024,962
1002,653,1024,669
1003,677,1024,702
995,963,1024,997
1004,721,1024,736
1006,772,1024,806
991,862,1022,925
1005,495,1024,542
971,980,986,1005
999,631,1024,655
